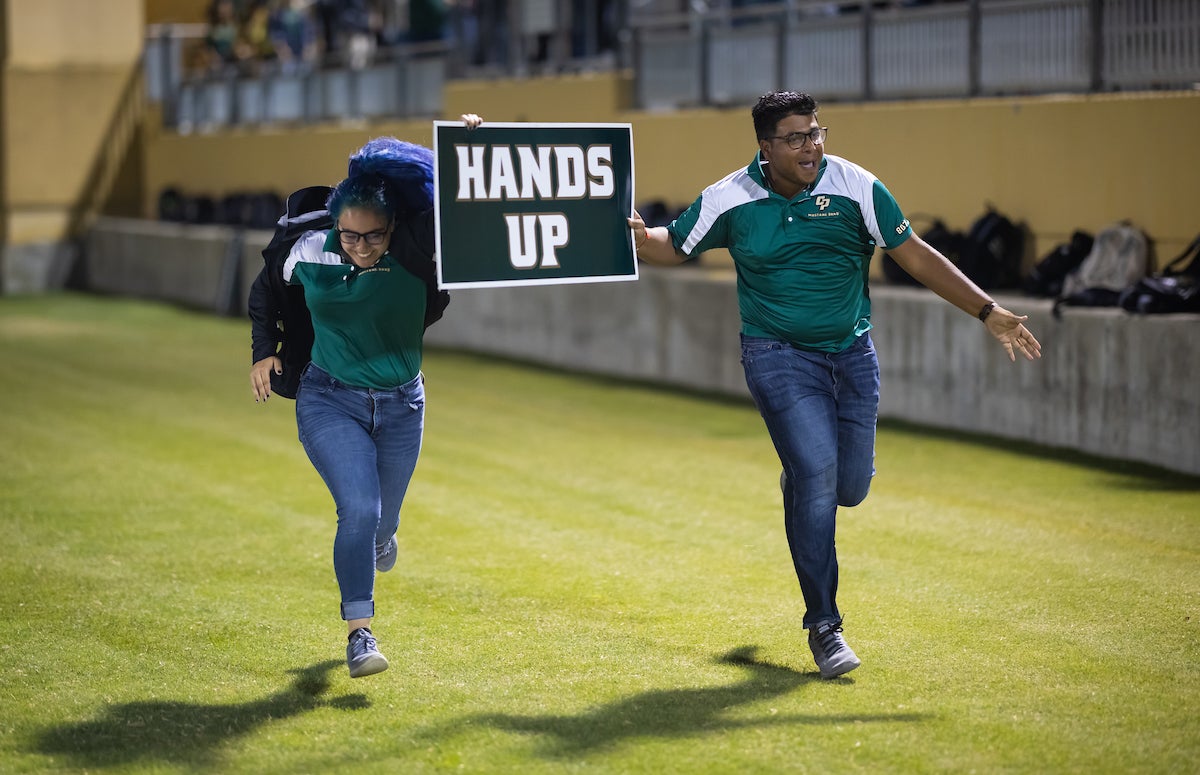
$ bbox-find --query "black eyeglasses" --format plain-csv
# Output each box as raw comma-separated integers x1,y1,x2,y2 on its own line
768,127,828,150
337,227,391,247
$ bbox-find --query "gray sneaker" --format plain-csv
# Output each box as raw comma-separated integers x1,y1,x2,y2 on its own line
808,622,861,679
346,627,389,678
375,535,398,573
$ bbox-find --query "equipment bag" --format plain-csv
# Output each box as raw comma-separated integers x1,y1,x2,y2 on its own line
955,207,1024,290
1052,221,1149,317
1118,232,1200,314
1023,230,1094,298
881,217,964,286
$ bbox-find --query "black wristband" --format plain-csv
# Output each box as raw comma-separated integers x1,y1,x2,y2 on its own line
978,301,997,322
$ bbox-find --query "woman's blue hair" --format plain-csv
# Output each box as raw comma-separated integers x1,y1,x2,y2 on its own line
325,174,392,224
328,136,436,218
326,136,435,220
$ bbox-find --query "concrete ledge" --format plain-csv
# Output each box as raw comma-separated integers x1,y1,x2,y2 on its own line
238,229,274,318
83,217,239,313
870,289,1200,475
74,219,1200,476
1,241,79,294
424,268,747,396
428,271,1200,477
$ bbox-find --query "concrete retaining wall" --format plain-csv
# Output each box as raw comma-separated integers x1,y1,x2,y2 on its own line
83,218,240,313
424,276,1200,478
238,227,274,317
871,290,1199,476
79,217,1200,476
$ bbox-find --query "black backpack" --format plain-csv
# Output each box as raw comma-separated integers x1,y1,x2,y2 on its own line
247,185,450,399
219,190,285,229
882,217,964,286
1118,232,1200,314
956,207,1024,290
1023,230,1094,298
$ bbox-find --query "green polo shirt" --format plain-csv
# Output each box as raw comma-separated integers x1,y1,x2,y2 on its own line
668,153,913,353
283,230,427,389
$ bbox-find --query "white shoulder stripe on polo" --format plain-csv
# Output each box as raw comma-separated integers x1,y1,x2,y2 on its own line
283,230,342,282
680,168,768,256
810,154,887,246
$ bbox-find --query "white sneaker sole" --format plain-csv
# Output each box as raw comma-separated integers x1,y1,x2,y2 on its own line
817,653,861,679
348,652,389,678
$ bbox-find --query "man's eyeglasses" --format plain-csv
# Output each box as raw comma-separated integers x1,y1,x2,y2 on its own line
769,127,828,150
337,227,391,247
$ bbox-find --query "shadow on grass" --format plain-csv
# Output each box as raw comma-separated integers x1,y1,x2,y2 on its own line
31,660,367,769
467,646,929,758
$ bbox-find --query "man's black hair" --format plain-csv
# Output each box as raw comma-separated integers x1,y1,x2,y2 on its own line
752,91,819,140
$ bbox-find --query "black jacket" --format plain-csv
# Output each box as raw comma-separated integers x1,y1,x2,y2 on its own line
248,186,445,399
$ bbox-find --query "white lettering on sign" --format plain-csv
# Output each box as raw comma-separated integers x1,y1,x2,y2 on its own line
515,146,554,200
504,213,569,269
456,142,618,271
456,144,615,202
587,145,614,198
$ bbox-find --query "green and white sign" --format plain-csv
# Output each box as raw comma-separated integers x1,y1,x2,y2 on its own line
433,122,637,289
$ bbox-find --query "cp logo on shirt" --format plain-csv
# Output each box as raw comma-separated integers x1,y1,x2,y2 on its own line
816,195,831,211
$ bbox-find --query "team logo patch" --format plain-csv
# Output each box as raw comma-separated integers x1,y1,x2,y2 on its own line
806,194,840,219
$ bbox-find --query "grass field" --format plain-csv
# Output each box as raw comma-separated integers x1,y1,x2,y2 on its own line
0,293,1197,774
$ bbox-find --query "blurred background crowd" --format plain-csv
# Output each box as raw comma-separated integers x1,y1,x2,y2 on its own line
194,0,627,76
199,0,443,75
193,0,966,78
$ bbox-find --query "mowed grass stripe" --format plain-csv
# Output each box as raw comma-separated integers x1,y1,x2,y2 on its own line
0,293,1196,774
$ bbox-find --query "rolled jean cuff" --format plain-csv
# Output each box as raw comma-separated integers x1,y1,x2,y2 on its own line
341,600,375,621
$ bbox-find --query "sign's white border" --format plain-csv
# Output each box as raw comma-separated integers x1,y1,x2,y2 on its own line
433,121,638,290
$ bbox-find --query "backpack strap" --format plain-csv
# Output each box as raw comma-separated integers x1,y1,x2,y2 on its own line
1162,233,1200,276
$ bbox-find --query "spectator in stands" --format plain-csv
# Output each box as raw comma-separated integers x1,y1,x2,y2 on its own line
334,0,377,68
570,0,618,60
407,0,448,43
312,0,340,58
240,0,278,71
373,0,406,45
628,91,1041,680
268,0,319,74
470,0,509,67
250,115,483,679
445,0,482,62
202,0,251,73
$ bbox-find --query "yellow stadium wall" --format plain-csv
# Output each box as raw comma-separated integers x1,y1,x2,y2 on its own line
3,0,143,245
145,0,208,24
141,74,1199,268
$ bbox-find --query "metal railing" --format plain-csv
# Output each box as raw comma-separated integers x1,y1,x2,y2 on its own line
144,0,1200,132
170,50,447,132
144,0,629,133
145,23,450,132
630,0,1200,109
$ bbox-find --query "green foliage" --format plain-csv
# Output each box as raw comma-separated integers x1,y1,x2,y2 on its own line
0,293,1196,774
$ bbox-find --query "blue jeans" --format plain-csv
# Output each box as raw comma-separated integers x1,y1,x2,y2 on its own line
296,363,425,621
740,333,879,630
